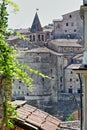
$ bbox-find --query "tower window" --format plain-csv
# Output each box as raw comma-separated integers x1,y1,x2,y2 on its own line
42,35,44,41
33,35,35,41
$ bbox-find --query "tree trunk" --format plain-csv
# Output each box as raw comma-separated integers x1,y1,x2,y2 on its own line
0,77,12,130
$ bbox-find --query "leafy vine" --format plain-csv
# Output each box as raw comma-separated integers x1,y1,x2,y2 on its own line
0,0,48,129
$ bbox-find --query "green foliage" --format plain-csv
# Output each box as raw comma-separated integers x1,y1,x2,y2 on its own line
0,0,49,128
66,113,73,121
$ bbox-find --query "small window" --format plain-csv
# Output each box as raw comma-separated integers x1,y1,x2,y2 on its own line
69,15,72,18
74,29,76,32
78,89,81,93
66,23,68,26
19,86,21,89
42,35,44,41
70,78,72,82
71,71,73,74
30,35,32,41
60,77,62,82
42,78,44,82
68,88,72,93
33,35,35,41
76,79,79,82
19,80,22,83
51,69,52,73
38,35,40,41
65,30,67,32
27,93,29,96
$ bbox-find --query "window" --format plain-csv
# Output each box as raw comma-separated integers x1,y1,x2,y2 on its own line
33,35,35,41
66,23,68,26
19,80,22,83
69,15,72,18
78,89,81,93
60,77,62,82
42,78,44,82
27,93,29,96
70,78,72,82
42,35,44,41
76,79,79,82
74,29,76,32
30,35,32,41
51,69,52,74
71,71,73,74
19,86,21,89
65,30,67,32
38,35,40,41
68,88,72,93
70,86,72,88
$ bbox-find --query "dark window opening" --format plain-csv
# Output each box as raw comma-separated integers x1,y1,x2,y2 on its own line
19,86,21,89
65,30,67,32
68,88,72,93
66,23,68,26
38,35,40,41
74,29,76,32
60,77,62,82
33,35,35,41
19,80,22,83
71,71,73,74
42,78,44,82
69,15,72,18
27,93,29,96
42,35,44,41
76,79,79,81
78,89,81,93
30,35,32,41
70,78,72,82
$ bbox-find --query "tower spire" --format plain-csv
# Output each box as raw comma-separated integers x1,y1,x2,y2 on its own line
30,10,43,33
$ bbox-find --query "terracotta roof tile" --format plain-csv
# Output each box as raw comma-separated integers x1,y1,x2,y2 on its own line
26,114,45,127
46,115,61,126
33,109,49,118
41,121,58,130
15,102,61,130
23,104,37,113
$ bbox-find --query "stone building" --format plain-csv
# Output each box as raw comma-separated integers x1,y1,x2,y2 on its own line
9,10,84,120
12,47,64,116
47,39,82,66
53,10,83,40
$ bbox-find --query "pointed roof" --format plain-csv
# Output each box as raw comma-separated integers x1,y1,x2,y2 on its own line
30,12,43,33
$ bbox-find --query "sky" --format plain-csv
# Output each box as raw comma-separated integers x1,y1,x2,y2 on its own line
8,0,83,29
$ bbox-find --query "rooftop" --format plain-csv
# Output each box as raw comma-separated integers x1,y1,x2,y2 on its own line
21,47,63,56
48,39,82,47
13,100,61,130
